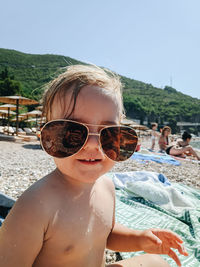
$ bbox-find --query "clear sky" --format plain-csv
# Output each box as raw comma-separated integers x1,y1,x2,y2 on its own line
1,0,200,99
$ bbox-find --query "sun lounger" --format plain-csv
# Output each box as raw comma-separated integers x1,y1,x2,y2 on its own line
17,128,26,136
0,126,4,134
3,126,15,135
23,127,36,136
31,127,37,133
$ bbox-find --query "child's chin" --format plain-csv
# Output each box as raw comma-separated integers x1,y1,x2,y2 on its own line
80,174,102,184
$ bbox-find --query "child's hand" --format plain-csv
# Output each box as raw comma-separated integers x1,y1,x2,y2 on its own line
139,229,188,266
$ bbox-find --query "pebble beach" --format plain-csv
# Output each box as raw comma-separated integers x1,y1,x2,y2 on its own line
0,139,199,200
0,138,199,264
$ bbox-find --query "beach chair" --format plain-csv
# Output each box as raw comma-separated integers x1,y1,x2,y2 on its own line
0,126,4,134
17,128,26,136
3,126,15,135
31,127,37,133
23,127,36,136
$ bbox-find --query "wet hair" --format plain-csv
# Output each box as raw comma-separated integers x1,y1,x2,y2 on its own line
182,131,192,141
42,65,125,122
161,126,171,136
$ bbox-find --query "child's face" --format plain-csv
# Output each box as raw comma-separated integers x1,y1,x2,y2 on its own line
152,125,157,130
51,85,120,184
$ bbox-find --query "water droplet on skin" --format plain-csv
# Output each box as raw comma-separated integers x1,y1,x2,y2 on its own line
85,213,95,235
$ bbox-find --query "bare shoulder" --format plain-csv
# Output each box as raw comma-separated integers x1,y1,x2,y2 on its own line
98,174,115,197
99,174,115,187
0,172,58,266
2,171,56,232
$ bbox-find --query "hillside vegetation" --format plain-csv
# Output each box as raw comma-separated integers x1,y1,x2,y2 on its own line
0,48,84,99
0,48,200,132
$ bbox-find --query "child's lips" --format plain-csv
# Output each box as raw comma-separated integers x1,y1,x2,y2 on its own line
78,159,102,165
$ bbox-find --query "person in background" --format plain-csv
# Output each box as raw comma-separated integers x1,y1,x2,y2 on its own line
149,122,160,151
158,126,171,153
176,131,193,149
159,127,200,160
174,131,200,159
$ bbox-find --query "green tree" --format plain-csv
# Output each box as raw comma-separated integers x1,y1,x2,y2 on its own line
0,68,21,96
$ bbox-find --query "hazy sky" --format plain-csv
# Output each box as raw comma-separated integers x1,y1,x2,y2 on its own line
1,0,200,99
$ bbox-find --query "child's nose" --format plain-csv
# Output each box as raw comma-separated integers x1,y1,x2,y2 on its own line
83,134,100,150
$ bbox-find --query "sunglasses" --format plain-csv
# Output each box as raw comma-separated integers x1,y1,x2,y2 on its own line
40,119,138,161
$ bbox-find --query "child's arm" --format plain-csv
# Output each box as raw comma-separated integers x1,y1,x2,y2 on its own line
155,131,161,137
107,223,188,267
0,190,48,267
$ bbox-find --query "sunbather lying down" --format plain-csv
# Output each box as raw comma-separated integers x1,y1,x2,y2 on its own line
159,128,200,160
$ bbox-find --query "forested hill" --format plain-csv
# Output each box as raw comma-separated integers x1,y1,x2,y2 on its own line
0,48,84,99
0,48,200,130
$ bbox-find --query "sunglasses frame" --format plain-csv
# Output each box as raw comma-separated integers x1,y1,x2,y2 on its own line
40,119,138,161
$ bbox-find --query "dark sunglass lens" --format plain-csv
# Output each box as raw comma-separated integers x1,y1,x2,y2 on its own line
100,126,138,161
41,121,88,158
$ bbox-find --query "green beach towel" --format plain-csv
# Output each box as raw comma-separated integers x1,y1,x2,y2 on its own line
109,172,200,267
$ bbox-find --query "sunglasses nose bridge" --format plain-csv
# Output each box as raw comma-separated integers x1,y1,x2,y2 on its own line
88,133,100,137
87,132,100,142
83,132,101,148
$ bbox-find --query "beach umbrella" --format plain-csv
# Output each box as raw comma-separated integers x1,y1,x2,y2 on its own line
25,118,39,122
19,112,29,117
20,110,42,118
0,96,38,135
0,104,22,129
11,115,25,122
0,109,16,121
19,112,33,120
0,109,16,116
19,110,42,122
0,109,17,134
122,118,139,126
26,110,42,126
27,110,42,116
131,124,149,130
35,105,43,111
0,104,21,111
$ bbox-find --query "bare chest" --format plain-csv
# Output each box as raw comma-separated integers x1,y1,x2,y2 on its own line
34,185,114,266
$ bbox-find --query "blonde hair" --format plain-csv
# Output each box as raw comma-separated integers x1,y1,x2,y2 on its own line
42,65,125,121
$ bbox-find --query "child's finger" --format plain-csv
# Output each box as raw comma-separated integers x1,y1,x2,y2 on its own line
172,235,183,244
153,229,183,244
177,244,189,256
164,230,183,243
167,239,189,257
168,248,181,267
